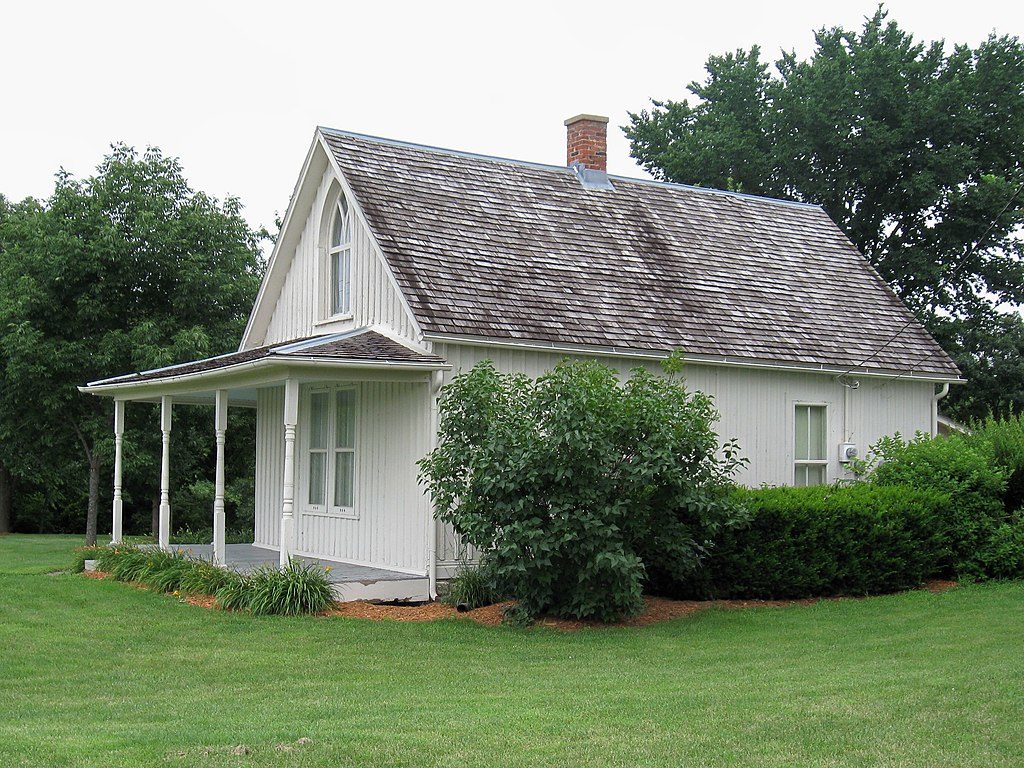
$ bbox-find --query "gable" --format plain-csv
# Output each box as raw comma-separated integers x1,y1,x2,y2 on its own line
241,138,419,349
320,129,960,380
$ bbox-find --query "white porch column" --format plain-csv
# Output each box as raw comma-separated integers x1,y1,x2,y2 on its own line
213,389,228,565
111,400,125,545
280,378,299,566
158,395,172,550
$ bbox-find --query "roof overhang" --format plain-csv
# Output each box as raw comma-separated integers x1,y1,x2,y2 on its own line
423,332,965,384
80,355,450,402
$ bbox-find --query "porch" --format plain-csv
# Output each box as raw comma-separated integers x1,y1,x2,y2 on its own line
168,543,431,602
80,328,450,603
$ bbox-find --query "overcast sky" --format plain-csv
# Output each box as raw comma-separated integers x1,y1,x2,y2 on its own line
3,1,1022,238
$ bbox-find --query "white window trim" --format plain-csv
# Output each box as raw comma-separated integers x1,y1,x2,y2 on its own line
300,384,359,520
323,192,354,322
793,401,829,486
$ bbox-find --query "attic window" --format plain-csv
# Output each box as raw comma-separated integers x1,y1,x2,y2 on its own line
330,194,352,316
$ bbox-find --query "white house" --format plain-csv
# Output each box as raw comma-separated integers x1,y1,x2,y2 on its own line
82,115,962,601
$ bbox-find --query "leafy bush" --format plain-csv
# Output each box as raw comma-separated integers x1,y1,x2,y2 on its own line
444,564,501,610
419,359,746,623
971,415,1024,513
867,432,1009,576
680,484,950,599
970,514,1024,580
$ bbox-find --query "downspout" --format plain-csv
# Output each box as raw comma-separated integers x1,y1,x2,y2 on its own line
932,382,950,437
427,369,444,600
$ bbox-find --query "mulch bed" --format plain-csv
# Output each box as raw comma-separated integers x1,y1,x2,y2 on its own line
183,594,218,609
80,571,958,630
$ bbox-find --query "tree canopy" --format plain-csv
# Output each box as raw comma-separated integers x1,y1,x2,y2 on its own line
0,145,266,540
626,7,1024,419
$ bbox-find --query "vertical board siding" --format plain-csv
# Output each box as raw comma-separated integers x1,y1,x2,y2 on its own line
431,341,936,566
288,380,431,573
254,386,284,548
263,167,417,346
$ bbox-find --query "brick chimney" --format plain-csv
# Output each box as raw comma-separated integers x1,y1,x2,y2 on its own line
565,114,609,172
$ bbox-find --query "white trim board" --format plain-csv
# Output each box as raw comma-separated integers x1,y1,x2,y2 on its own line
427,333,964,384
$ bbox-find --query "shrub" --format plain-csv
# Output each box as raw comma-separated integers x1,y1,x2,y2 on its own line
678,484,950,600
971,415,1024,513
179,559,239,595
91,548,332,615
419,359,746,623
96,546,149,581
215,573,254,612
70,546,101,573
972,514,1024,580
868,433,1009,576
239,560,334,616
444,563,501,610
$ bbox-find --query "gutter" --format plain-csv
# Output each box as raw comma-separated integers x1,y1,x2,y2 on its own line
80,356,451,397
932,382,950,437
426,369,444,600
424,332,964,384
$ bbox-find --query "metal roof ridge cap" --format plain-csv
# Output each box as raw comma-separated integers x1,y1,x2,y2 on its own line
318,125,821,210
274,327,372,355
606,174,823,210
318,126,572,175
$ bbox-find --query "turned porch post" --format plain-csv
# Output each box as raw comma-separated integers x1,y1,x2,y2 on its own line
280,378,299,566
158,395,172,550
213,389,228,565
111,400,125,545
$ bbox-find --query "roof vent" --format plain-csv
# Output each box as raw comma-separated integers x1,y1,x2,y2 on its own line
570,162,615,191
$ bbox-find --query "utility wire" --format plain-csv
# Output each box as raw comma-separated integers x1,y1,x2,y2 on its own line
833,180,1024,383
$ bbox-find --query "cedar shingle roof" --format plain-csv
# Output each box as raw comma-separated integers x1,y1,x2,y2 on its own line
94,330,445,385
322,128,960,378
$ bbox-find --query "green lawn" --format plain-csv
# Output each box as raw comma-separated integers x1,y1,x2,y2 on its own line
0,533,95,574
1,534,1022,767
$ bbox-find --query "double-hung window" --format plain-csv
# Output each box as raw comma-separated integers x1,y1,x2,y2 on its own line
329,194,352,316
794,404,827,487
306,387,357,517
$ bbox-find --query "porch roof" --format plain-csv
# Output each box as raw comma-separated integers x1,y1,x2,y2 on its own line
80,328,449,401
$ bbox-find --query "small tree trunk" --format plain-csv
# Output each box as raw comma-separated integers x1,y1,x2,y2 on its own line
151,495,160,541
0,464,12,534
85,453,100,546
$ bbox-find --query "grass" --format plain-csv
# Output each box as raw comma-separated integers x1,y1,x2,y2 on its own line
0,534,1022,767
0,533,97,574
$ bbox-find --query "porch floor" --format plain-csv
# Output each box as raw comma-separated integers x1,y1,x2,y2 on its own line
163,544,431,602
168,543,416,584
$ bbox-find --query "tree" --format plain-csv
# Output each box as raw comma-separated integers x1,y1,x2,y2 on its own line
0,194,9,534
626,7,1024,418
0,146,265,543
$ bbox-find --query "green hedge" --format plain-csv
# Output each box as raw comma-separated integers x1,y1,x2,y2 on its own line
868,433,1008,576
867,425,1024,580
680,484,950,600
